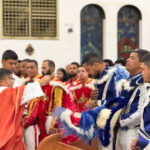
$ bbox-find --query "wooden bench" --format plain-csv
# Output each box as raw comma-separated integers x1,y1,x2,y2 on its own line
37,133,98,150
37,133,82,150
69,137,98,150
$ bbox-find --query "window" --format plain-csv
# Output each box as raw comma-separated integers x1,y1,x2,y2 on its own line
3,0,57,39
118,5,141,59
81,4,105,62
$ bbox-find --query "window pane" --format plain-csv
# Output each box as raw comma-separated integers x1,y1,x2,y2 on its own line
3,0,29,36
31,0,57,37
118,6,141,21
81,5,104,62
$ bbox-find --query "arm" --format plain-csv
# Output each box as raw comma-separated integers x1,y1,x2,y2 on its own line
120,85,146,127
130,137,140,150
23,99,40,128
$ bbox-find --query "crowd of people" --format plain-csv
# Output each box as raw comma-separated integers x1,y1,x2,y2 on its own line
0,49,150,150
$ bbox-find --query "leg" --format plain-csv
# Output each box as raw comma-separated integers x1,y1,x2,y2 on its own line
116,127,138,150
98,131,113,150
24,125,40,150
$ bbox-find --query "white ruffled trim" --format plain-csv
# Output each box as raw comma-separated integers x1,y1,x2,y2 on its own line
60,109,95,139
69,81,95,91
96,109,111,129
123,81,135,91
117,73,143,95
93,68,115,85
116,79,126,96
115,76,142,97
85,82,95,90
73,112,81,118
49,80,69,94
69,84,82,91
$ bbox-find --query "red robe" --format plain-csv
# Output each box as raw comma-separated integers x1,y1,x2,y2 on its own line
0,85,26,150
72,78,93,111
43,79,80,143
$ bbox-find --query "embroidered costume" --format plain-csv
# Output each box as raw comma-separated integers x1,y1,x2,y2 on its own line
116,73,147,150
69,78,94,111
138,83,150,150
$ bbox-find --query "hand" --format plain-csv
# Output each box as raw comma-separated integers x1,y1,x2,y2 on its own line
49,128,58,135
89,100,98,110
130,137,140,150
22,77,31,85
90,88,99,100
36,75,52,86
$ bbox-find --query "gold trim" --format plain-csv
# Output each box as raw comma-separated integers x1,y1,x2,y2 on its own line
48,87,54,115
1,0,3,38
26,98,39,118
15,87,21,118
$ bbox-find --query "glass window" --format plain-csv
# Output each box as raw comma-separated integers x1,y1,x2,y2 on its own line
118,5,141,59
81,4,105,62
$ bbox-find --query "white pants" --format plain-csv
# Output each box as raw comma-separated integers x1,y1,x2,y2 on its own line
116,127,138,150
98,131,113,150
24,125,40,150
45,115,53,134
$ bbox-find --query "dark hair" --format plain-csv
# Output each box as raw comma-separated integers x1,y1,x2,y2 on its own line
43,60,55,69
103,59,113,66
82,52,103,65
78,65,83,68
22,59,31,63
115,59,126,66
0,68,13,81
2,50,18,60
18,60,22,63
134,49,149,62
141,52,150,68
71,62,80,68
27,59,38,67
57,68,68,82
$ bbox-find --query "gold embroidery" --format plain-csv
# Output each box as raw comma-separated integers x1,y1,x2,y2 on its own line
48,87,55,115
76,93,89,105
15,87,21,117
43,91,49,101
26,98,39,118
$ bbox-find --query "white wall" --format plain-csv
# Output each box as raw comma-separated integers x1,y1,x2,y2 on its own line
0,0,150,72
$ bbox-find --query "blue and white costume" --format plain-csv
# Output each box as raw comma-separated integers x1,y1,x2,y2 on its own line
138,83,150,150
116,73,146,150
53,64,129,150
91,65,129,150
94,64,129,106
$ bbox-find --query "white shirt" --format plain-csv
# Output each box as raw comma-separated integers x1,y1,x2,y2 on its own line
13,74,22,88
